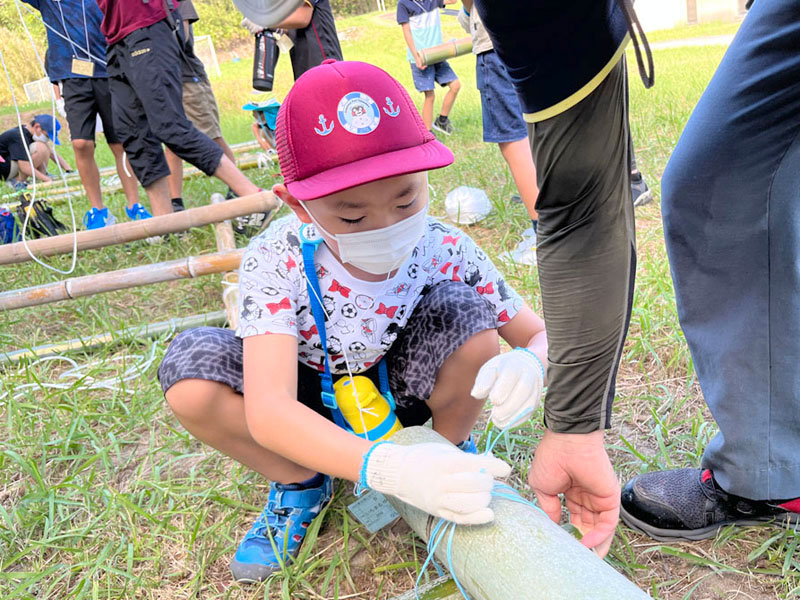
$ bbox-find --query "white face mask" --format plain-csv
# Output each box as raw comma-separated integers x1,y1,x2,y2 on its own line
33,133,49,143
301,201,428,275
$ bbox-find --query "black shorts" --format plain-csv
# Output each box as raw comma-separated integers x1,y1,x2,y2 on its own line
105,14,223,187
157,281,496,427
61,78,119,144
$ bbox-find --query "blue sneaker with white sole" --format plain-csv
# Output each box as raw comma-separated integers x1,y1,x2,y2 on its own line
83,207,117,230
230,474,333,583
125,202,152,221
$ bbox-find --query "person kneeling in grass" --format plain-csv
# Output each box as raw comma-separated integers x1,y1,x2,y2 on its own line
158,60,548,583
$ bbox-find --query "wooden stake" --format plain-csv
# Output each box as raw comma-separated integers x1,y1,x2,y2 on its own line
211,192,240,330
387,427,651,600
0,191,278,266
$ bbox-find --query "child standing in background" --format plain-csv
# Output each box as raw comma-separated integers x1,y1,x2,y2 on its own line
397,0,461,135
458,0,539,265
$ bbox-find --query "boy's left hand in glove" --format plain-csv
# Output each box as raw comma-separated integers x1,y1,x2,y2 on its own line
471,348,545,429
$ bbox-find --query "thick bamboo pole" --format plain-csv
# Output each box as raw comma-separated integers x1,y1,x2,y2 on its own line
0,310,227,365
211,192,240,330
420,37,473,66
387,427,651,600
0,191,278,266
0,249,244,311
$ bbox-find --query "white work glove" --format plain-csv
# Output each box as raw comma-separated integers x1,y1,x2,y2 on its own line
55,97,66,118
241,17,265,35
363,442,511,524
471,348,545,430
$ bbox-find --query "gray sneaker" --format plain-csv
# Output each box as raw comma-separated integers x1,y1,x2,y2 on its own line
631,173,652,207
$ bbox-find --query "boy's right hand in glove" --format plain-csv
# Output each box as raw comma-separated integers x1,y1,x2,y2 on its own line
361,442,511,524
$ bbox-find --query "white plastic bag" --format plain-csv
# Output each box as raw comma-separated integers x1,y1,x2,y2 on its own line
445,186,492,225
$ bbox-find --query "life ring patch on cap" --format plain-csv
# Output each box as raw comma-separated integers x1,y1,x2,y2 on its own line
337,92,380,135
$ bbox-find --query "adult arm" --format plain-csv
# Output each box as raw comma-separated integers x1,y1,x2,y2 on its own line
50,146,72,172
272,1,313,29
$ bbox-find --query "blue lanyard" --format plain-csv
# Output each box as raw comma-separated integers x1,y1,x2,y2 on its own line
299,224,396,433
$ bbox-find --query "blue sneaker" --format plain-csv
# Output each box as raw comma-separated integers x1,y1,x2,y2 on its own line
83,207,117,230
457,435,478,454
230,474,333,583
125,202,152,221
8,179,27,192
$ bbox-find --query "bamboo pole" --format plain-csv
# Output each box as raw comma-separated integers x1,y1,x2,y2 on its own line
387,427,651,600
19,156,265,206
34,140,260,190
0,310,227,365
0,191,278,266
420,37,473,66
211,192,240,330
0,249,244,311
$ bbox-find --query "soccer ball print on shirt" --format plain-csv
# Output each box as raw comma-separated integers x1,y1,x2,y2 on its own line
235,215,521,374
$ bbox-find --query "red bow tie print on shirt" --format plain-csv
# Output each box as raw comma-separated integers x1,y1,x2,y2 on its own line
376,303,398,318
267,297,292,314
329,279,351,298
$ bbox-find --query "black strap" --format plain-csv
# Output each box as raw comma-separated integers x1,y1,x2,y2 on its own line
618,0,654,89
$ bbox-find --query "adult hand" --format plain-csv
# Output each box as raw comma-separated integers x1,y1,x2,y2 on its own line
471,348,544,429
241,17,265,35
363,442,511,524
528,429,619,557
414,51,427,70
55,97,66,119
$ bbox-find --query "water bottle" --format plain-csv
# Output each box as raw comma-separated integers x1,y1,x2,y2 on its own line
252,29,278,91
333,376,403,441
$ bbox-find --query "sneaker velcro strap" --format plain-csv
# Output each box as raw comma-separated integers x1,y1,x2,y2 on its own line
273,487,327,510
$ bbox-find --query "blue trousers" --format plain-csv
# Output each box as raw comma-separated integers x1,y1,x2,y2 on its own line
662,0,800,499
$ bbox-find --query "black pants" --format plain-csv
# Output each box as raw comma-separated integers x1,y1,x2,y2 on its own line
105,15,223,187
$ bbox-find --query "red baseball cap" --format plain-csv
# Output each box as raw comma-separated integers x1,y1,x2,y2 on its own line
276,60,454,201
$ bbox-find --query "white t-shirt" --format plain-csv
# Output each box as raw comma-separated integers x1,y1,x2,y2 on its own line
236,215,523,374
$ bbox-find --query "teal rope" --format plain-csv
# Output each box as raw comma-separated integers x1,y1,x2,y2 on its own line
415,410,548,600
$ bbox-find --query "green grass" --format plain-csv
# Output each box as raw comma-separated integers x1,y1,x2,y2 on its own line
644,19,742,44
1,11,796,600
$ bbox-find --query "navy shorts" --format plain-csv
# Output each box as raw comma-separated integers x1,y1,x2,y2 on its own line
157,281,496,427
476,50,527,144
410,60,458,93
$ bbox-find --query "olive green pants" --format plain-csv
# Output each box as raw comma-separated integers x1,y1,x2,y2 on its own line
530,59,637,433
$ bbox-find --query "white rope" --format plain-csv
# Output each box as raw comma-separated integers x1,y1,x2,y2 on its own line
17,0,107,65
1,0,80,275
0,342,159,404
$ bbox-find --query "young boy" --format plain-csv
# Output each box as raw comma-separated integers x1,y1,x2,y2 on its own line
397,0,461,135
158,60,547,583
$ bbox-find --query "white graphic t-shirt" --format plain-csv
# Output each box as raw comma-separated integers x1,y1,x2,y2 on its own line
236,215,523,374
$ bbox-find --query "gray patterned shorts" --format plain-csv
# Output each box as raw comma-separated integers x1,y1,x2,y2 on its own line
158,281,496,426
